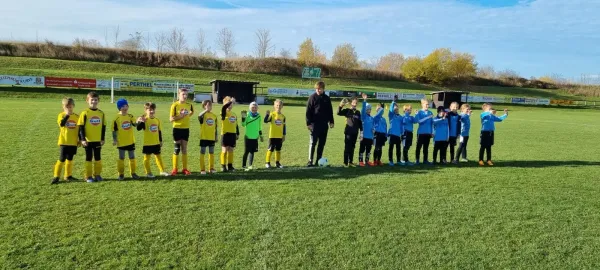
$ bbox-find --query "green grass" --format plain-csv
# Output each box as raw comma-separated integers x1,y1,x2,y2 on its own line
1,97,600,269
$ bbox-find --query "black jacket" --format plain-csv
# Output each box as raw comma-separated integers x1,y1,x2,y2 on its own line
337,106,362,135
306,92,334,127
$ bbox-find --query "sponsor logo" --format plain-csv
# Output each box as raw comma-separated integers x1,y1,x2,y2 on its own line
149,124,158,132
180,109,189,116
275,119,283,126
66,120,77,129
228,116,236,123
121,121,132,130
206,118,215,126
90,116,101,126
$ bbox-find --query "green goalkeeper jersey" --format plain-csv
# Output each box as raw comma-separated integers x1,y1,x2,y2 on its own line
242,112,262,139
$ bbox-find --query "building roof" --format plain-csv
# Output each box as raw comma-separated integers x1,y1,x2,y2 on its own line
430,91,468,94
209,80,260,85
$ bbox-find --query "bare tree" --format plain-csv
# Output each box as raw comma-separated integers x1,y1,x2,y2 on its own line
113,25,120,48
104,27,109,47
154,31,167,54
279,48,292,59
73,38,102,48
216,27,236,58
254,29,274,58
145,32,151,52
195,29,211,56
166,27,188,54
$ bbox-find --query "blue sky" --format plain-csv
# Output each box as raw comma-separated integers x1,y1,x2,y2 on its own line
1,0,598,78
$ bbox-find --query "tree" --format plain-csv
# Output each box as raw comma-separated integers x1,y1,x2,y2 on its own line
297,38,316,65
401,56,425,82
117,32,144,51
154,31,167,56
254,29,275,58
447,52,477,79
477,65,496,79
331,43,359,69
376,53,404,72
279,48,292,59
422,48,453,84
216,27,236,58
113,25,120,48
195,29,212,56
73,38,102,48
166,27,188,54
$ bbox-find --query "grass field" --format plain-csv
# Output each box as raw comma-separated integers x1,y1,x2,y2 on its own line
1,96,600,269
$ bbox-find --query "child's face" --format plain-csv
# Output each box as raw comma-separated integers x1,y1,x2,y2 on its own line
251,104,258,113
316,87,324,95
274,102,282,112
146,108,155,117
462,106,470,114
120,104,129,114
204,103,212,112
351,99,358,108
64,104,74,113
450,104,458,112
393,104,399,113
421,101,429,110
179,91,188,102
88,97,99,108
404,106,412,114
367,108,372,115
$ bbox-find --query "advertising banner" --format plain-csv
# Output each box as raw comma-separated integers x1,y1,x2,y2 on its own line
0,75,44,87
152,82,195,93
401,93,426,101
96,79,113,90
376,92,397,101
550,99,573,105
45,77,96,88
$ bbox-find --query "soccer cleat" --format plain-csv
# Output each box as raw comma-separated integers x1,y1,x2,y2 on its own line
228,165,235,172
424,161,433,165
367,161,376,166
118,174,125,181
160,172,170,177
95,175,103,182
276,162,284,169
51,177,60,185
245,166,254,172
171,169,178,176
398,161,405,166
452,160,459,164
478,160,485,166
359,162,365,167
460,158,469,163
389,162,395,166
405,162,415,166
86,177,95,183
146,173,155,178
210,169,217,174
65,176,78,182
265,163,272,169
182,169,192,176
348,163,356,168
221,165,228,172
200,171,207,175
132,173,140,179
306,162,315,167
487,160,494,166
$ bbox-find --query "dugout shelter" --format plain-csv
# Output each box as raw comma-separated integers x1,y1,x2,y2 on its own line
430,91,469,109
210,80,260,104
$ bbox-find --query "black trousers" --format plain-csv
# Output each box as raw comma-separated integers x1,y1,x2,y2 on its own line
456,136,469,160
415,134,432,162
373,133,386,162
479,131,494,161
84,142,102,161
388,135,401,163
359,138,373,162
402,131,413,162
433,141,449,163
344,133,358,165
309,128,328,164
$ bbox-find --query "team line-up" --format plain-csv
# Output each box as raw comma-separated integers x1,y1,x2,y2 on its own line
52,82,508,184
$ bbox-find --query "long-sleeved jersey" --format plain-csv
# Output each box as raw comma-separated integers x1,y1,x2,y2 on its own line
415,109,434,135
481,111,507,131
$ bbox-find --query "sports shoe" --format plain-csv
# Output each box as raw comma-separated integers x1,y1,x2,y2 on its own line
118,174,125,181
348,163,357,168
265,163,272,169
487,160,494,166
276,162,284,169
200,171,207,175
146,174,155,178
359,162,365,167
132,173,140,179
397,161,405,166
306,162,315,167
171,169,178,176
160,172,170,177
367,161,375,166
221,165,228,172
452,160,459,164
86,177,95,183
405,162,415,166
460,158,469,163
95,175,103,182
182,169,192,176
210,169,217,174
51,177,60,185
389,162,395,166
65,176,78,182
245,166,254,172
227,165,235,172
478,160,485,166
424,161,433,165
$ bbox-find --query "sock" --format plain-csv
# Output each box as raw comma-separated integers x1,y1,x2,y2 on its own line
173,154,179,171
53,161,64,178
228,151,234,165
85,161,92,178
156,154,166,173
144,155,152,174
129,159,137,175
208,154,215,170
200,154,206,171
248,153,254,166
94,160,102,176
182,154,188,170
220,152,226,165
266,151,272,163
65,160,73,178
275,151,281,162
117,159,125,175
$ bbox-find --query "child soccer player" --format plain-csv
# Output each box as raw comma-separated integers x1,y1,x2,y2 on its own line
78,91,106,183
359,93,376,166
387,96,404,166
220,96,240,172
113,98,139,180
264,99,286,169
479,103,508,166
401,104,416,165
432,106,450,164
170,88,194,176
197,100,218,175
52,97,79,184
241,102,263,171
415,99,434,165
447,102,461,164
373,102,387,166
136,102,169,178
455,104,472,162
337,96,362,167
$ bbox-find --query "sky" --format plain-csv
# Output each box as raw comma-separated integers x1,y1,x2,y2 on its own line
1,0,599,78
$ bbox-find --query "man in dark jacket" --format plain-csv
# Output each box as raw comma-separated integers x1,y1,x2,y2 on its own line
306,81,334,167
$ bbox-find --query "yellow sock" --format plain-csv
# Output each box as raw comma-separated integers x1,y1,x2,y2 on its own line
117,159,125,175
182,154,188,170
53,161,64,178
200,154,206,171
85,161,92,178
266,151,272,163
228,151,234,164
65,160,73,178
129,159,137,175
94,160,102,176
209,154,215,170
144,155,152,175
275,151,281,162
173,154,179,171
220,152,226,165
155,154,165,173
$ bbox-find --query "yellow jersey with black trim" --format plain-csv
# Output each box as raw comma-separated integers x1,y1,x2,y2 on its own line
57,112,80,146
113,113,136,147
78,108,105,142
200,112,218,141
143,117,162,146
221,110,238,134
266,112,286,139
170,101,194,128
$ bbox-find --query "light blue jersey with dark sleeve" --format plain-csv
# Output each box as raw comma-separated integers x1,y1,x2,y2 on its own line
361,101,375,139
481,111,507,131
433,116,449,141
459,113,471,137
387,101,404,136
415,109,434,135
402,112,416,133
373,107,387,134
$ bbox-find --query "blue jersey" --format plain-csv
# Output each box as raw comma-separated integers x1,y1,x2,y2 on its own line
448,112,460,137
361,101,375,139
415,109,433,135
402,112,416,133
459,113,471,137
373,108,387,134
481,111,507,131
387,101,403,136
433,116,449,141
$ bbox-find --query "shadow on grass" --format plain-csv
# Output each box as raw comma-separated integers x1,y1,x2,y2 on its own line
495,160,600,168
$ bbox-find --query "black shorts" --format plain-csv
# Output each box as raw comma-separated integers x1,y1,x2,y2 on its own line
417,134,432,145
117,144,135,151
375,132,387,147
245,137,259,153
59,145,78,159
389,135,401,145
200,140,216,148
142,145,161,155
480,131,495,146
221,133,237,147
449,136,457,146
268,138,283,152
173,128,190,142
403,131,414,147
85,141,102,149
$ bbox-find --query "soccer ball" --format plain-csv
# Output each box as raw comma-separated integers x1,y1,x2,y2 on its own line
318,158,329,167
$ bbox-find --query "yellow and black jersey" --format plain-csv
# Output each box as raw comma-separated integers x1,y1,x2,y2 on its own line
170,101,194,128
78,108,106,142
57,112,80,146
138,117,162,146
112,113,136,147
220,102,239,135
199,111,218,141
264,111,286,139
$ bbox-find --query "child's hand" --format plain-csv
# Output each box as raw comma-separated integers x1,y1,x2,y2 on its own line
260,136,264,142
504,109,508,114
265,110,271,116
112,140,117,146
282,136,286,143
81,140,88,147
241,110,247,118
137,116,145,122
236,135,239,140
329,122,334,129
100,140,105,146
307,124,313,132
160,142,163,147
359,134,363,141
215,137,219,143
